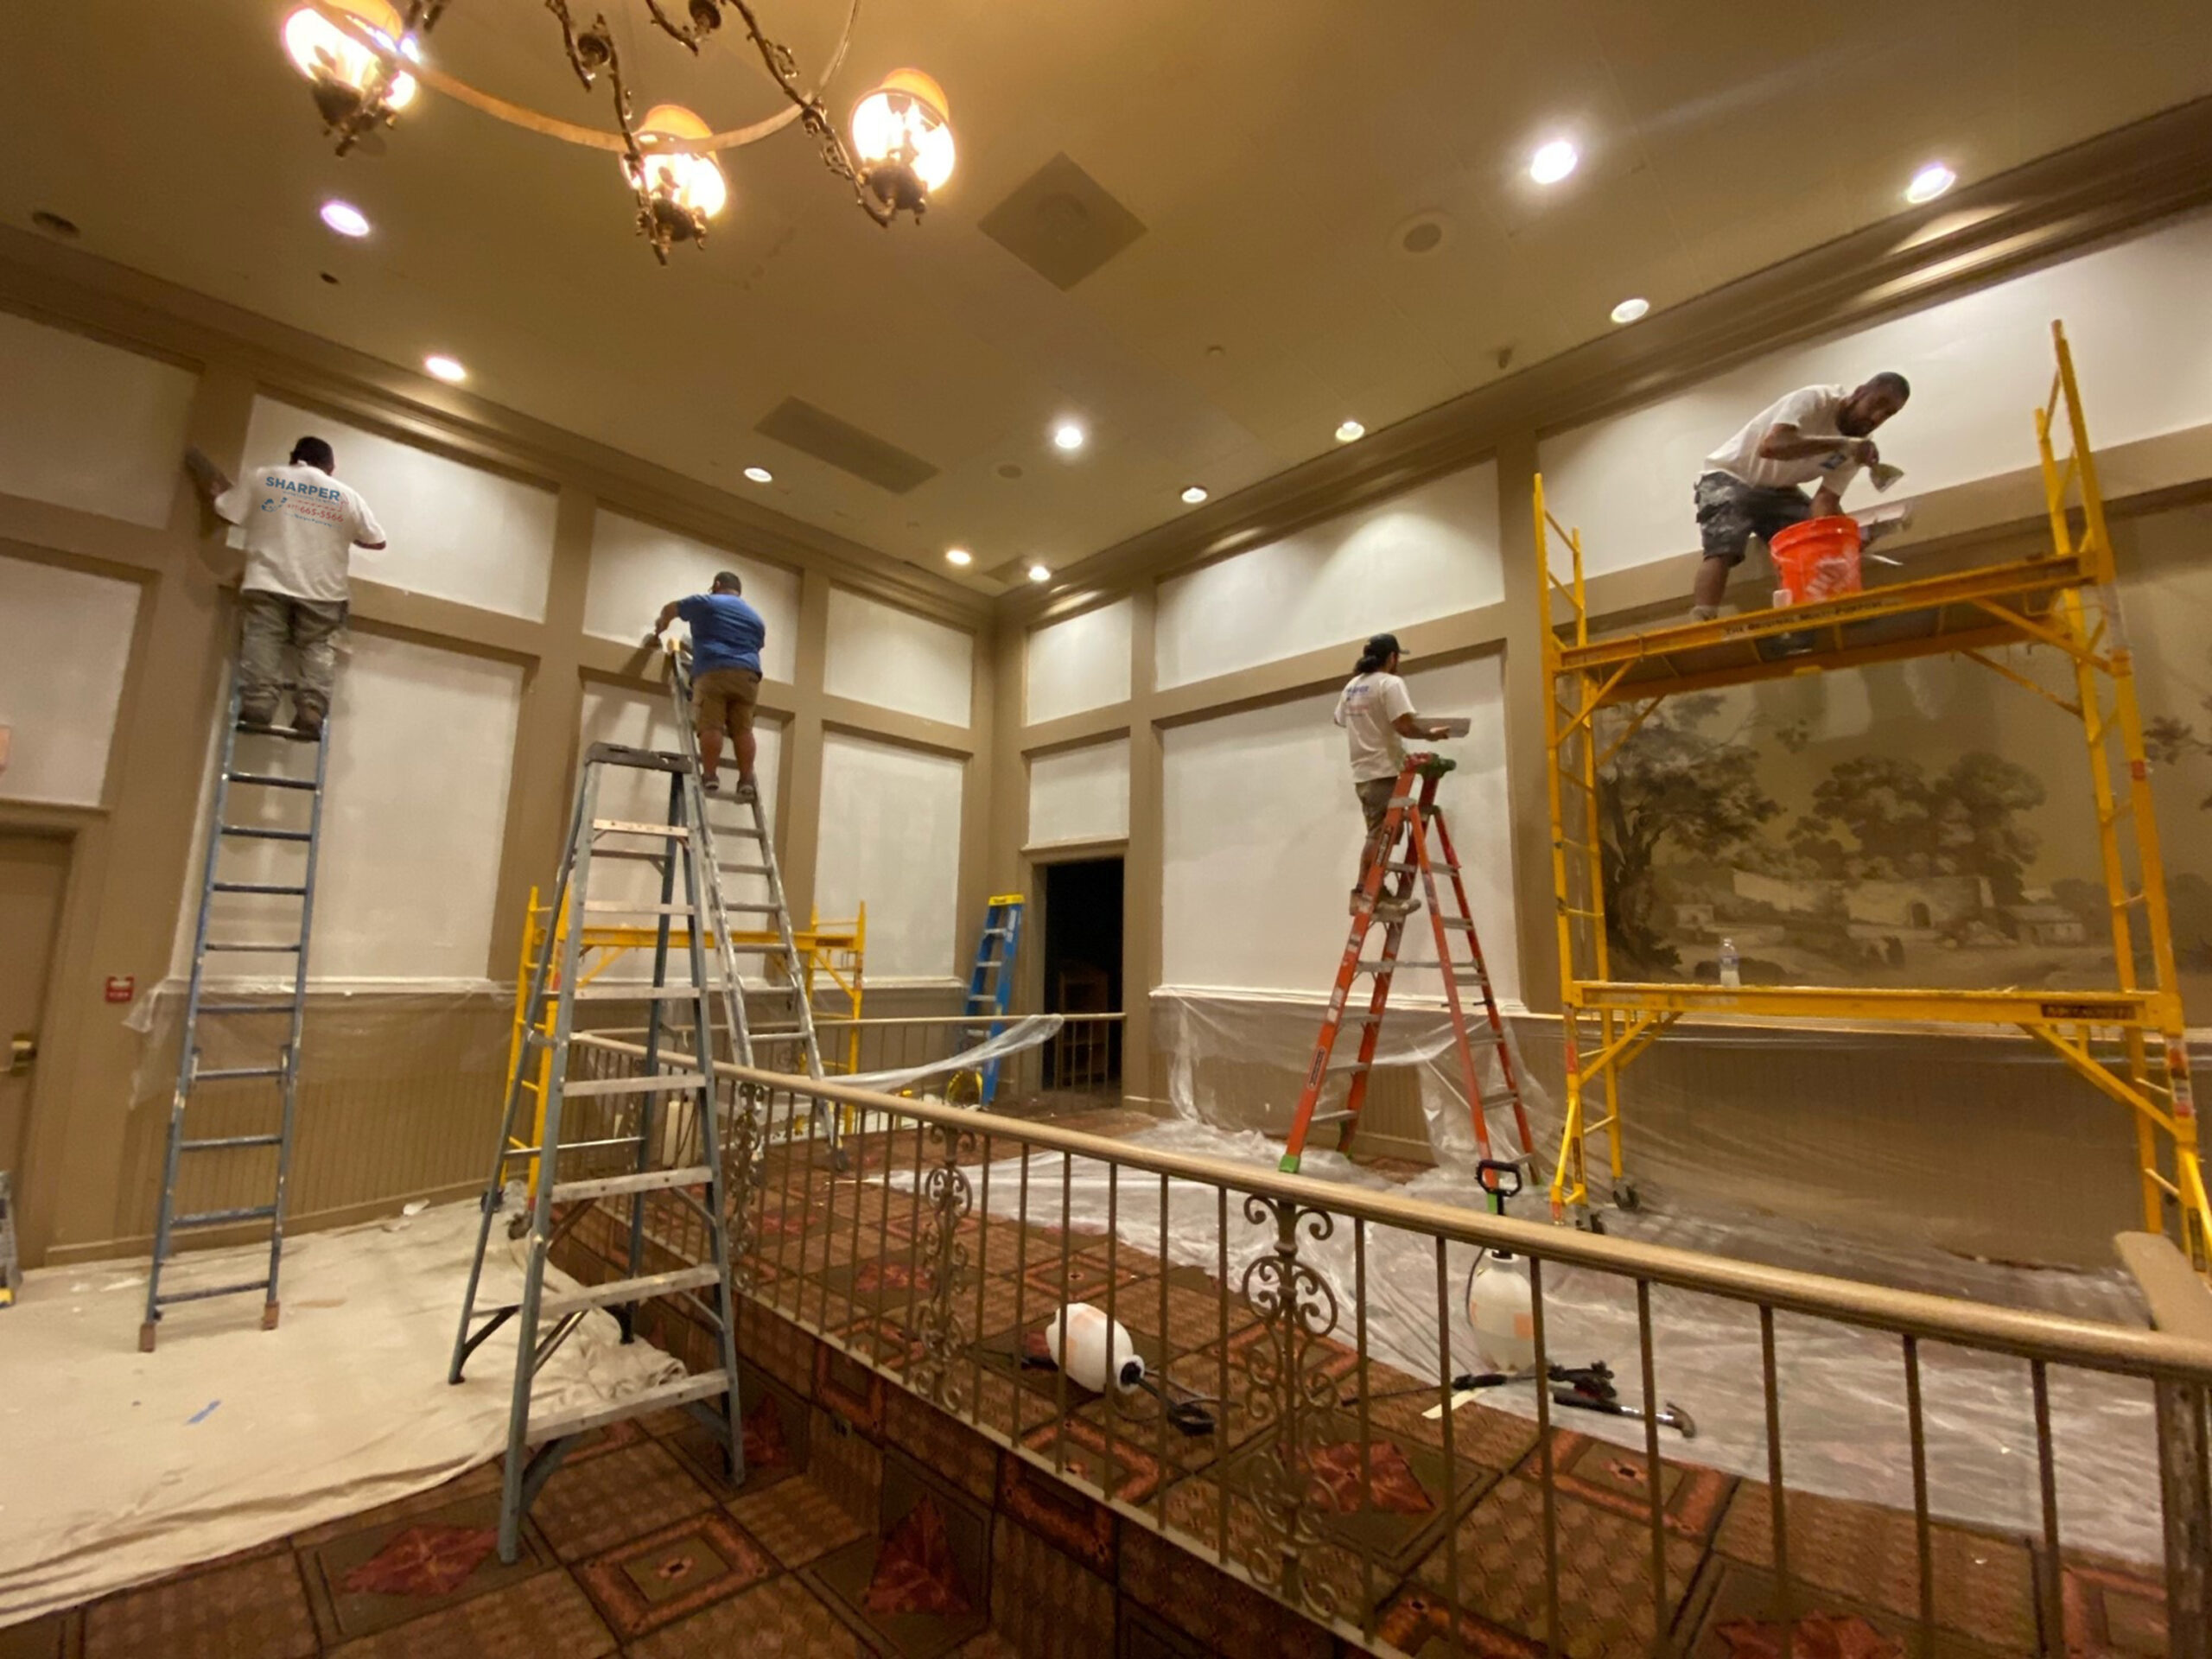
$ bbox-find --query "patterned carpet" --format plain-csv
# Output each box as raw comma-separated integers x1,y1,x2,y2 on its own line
3,1111,2172,1658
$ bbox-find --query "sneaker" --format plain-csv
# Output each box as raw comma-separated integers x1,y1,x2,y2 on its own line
701,775,722,795
1375,895,1423,924
1689,604,1720,624
734,779,758,803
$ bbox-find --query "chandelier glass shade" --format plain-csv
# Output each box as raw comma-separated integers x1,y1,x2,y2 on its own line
278,0,951,260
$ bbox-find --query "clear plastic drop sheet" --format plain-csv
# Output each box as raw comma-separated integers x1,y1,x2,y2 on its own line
918,1121,2161,1564
1152,988,2177,1268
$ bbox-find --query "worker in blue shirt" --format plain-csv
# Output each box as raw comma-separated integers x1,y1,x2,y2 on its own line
653,570,766,798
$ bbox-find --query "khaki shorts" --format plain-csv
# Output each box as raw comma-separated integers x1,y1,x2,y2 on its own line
1356,777,1397,836
694,667,762,738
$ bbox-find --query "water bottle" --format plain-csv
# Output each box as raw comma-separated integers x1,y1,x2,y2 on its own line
1718,938,1741,989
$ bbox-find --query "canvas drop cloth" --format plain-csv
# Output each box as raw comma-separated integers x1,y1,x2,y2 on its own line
0,1200,679,1630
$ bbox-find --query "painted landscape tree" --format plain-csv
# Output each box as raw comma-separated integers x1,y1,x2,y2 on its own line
1788,752,2045,901
1597,694,1780,972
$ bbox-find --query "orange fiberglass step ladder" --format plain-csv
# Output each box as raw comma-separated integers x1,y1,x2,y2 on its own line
1280,752,1534,1174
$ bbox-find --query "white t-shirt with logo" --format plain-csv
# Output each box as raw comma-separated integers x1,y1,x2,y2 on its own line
1333,671,1414,783
1703,385,1864,493
214,463,386,603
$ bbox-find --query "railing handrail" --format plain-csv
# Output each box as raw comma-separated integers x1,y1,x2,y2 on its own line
570,1034,2212,1384
805,1011,1125,1030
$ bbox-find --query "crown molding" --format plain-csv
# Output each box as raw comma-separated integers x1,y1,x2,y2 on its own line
0,228,993,627
998,96,2212,628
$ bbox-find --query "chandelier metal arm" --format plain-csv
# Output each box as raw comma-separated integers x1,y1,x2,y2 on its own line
720,0,893,225
300,0,860,154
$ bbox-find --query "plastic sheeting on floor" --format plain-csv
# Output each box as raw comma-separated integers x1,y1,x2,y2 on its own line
0,1201,679,1631
922,1120,2163,1566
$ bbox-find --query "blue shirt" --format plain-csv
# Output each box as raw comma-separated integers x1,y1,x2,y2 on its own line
677,593,766,677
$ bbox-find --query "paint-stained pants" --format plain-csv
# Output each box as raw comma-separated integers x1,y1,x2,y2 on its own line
238,591,347,721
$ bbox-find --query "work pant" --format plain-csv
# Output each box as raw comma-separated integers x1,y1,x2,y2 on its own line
238,591,347,722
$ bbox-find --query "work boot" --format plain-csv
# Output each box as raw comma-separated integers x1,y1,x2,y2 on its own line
238,700,279,729
291,700,327,740
1375,894,1423,924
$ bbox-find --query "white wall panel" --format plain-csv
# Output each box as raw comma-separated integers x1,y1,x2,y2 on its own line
1540,211,2212,576
1028,738,1130,848
816,733,963,982
235,397,558,620
1155,461,1501,690
823,588,974,728
0,554,140,806
0,311,198,528
171,632,524,981
584,510,799,682
574,681,785,950
1162,657,1515,1002
1027,598,1132,725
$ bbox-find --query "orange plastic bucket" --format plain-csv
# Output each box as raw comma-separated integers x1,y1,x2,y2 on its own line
1770,515,1861,606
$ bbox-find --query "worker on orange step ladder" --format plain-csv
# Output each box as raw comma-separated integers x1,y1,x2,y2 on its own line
1335,633,1458,924
1281,635,1534,1175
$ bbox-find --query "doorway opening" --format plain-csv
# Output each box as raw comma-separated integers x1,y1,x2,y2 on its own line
1039,857,1122,1099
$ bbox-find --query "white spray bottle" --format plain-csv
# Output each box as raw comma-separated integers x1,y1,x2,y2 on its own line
1046,1302,1147,1393
1465,1159,1536,1376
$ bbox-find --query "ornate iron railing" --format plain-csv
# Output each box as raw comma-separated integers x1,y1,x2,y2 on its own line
566,1036,2212,1658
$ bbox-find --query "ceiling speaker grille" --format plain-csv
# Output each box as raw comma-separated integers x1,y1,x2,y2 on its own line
978,153,1147,291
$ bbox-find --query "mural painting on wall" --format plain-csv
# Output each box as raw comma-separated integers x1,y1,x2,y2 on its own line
1592,645,2212,1006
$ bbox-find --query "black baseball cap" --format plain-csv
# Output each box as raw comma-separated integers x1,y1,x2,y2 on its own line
1365,632,1403,659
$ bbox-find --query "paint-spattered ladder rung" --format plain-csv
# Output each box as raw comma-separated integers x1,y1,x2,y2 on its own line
529,1370,731,1445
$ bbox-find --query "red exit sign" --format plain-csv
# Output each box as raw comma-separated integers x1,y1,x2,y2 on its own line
105,976,135,1004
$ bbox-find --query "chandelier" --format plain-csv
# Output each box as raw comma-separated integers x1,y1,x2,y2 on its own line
280,0,955,261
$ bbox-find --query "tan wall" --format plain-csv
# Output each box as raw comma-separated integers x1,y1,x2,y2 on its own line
0,245,999,1268
981,124,2212,1265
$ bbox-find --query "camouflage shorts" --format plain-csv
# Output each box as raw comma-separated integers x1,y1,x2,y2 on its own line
1694,471,1813,566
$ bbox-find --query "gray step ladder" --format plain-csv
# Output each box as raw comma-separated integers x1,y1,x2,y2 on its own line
663,652,825,1086
141,671,331,1351
449,741,747,1563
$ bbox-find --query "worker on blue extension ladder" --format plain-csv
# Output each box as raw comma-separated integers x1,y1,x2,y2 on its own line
652,571,766,798
185,436,387,738
1335,633,1456,925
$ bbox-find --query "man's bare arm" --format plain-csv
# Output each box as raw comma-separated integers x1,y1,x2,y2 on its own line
1758,423,1877,467
183,446,232,503
646,599,683,644
1393,711,1452,742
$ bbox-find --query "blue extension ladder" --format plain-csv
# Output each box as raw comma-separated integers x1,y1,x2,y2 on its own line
961,895,1024,1105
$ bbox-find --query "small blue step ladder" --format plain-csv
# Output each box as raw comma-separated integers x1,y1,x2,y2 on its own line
962,895,1024,1105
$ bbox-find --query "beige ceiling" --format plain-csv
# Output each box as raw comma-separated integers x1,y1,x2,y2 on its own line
6,0,2210,594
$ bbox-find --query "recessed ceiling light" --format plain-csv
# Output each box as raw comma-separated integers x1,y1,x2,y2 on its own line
1027,563,1052,583
1051,420,1086,453
423,354,467,383
1610,296,1650,324
743,465,773,484
1335,420,1365,443
944,547,973,567
1904,162,1955,205
320,200,371,238
1529,140,1579,186
1180,485,1209,505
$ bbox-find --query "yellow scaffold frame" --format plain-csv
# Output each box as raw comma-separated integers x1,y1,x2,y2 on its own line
1535,321,2206,1268
503,887,866,1193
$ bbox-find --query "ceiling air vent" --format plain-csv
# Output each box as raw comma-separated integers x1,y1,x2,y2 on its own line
978,153,1147,291
753,398,938,494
